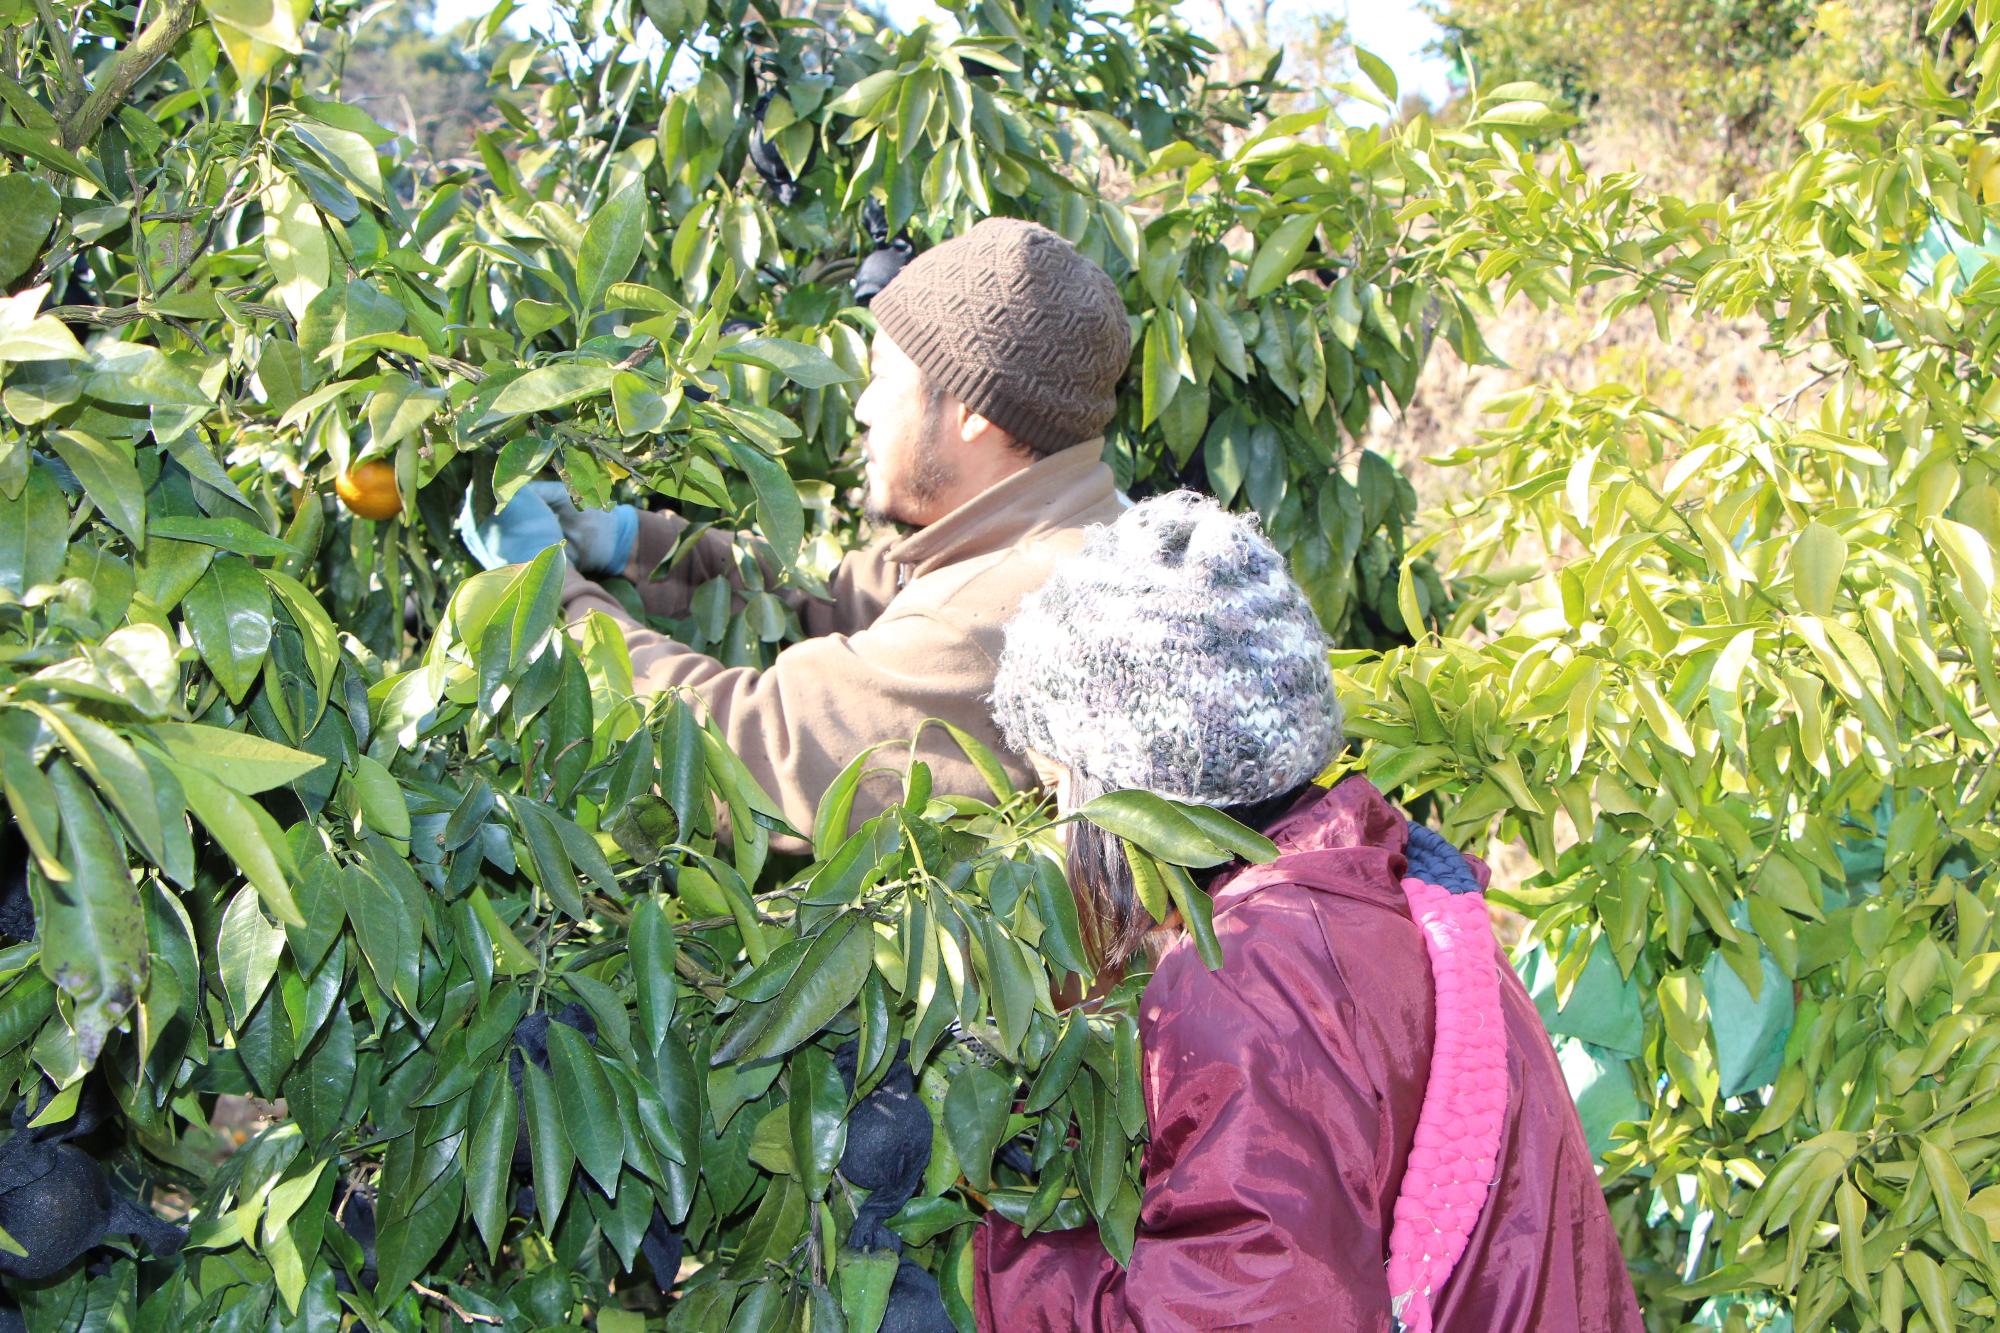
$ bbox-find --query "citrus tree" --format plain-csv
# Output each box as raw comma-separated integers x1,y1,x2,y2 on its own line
1337,6,2000,1327
0,0,1500,1326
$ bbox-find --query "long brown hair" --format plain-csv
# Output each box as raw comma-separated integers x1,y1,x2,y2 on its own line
1064,813,1159,973
1061,774,1316,974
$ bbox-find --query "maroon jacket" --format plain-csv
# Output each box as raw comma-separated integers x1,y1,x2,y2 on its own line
975,777,1642,1332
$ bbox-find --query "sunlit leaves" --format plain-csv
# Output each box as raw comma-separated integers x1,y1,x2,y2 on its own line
1339,21,2000,1325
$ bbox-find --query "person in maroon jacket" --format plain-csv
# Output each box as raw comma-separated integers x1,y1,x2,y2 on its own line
981,492,1644,1333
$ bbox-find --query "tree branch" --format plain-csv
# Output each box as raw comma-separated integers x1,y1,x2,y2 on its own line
59,0,201,152
409,1282,502,1327
48,298,291,326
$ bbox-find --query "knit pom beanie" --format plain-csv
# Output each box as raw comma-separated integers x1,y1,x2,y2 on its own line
991,491,1340,806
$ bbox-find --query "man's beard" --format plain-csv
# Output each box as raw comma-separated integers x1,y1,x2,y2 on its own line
861,408,957,527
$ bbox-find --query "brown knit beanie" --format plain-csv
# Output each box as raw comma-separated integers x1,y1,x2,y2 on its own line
869,217,1132,454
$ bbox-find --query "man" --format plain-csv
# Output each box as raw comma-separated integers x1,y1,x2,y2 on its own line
512,217,1132,837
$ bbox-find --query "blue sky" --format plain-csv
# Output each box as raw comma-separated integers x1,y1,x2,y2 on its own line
427,0,1454,113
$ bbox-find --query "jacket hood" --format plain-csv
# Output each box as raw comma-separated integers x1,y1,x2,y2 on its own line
1211,775,1486,914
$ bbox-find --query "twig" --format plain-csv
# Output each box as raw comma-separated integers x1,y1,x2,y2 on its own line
157,184,260,295
161,314,210,354
60,0,202,152
672,952,726,1001
128,167,151,299
1773,364,1837,416
582,65,643,212
31,0,84,117
409,1281,502,1326
424,351,486,382
613,338,657,371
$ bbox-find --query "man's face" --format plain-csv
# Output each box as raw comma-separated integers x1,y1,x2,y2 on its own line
853,329,956,527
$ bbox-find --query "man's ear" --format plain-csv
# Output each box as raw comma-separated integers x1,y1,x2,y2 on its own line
958,406,1006,446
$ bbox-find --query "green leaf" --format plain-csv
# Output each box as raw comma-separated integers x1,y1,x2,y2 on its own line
464,1068,515,1264
509,796,589,921
1031,854,1091,977
481,362,619,421
713,912,872,1064
547,1020,625,1193
147,723,325,795
25,703,169,871
0,125,102,188
165,757,303,926
579,182,648,314
83,342,208,408
943,1063,1011,1192
1932,517,1995,608
349,754,410,840
723,438,804,569
0,300,84,363
34,623,178,719
1025,1012,1089,1114
261,570,339,729
45,431,144,549
285,1003,354,1144
611,371,668,436
492,432,559,506
37,761,147,1063
837,1246,899,1333
1121,840,1171,926
788,1045,847,1201
1162,860,1223,970
1354,46,1398,102
147,514,299,559
1328,275,1363,350
513,298,568,341
896,70,937,156
1471,99,1575,132
338,860,418,1010
811,744,890,859
828,69,898,117
1788,522,1846,616
260,176,329,319
0,175,58,287
1174,804,1279,864
1141,313,1181,428
1246,212,1318,300
522,1059,575,1228
183,555,274,705
1631,673,1696,758
715,337,857,389
1077,790,1238,867
365,375,445,453
632,894,678,1057
217,883,285,1026
980,919,1037,1058
0,464,69,594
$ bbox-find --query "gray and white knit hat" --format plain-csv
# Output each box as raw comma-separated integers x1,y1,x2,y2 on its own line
990,491,1340,808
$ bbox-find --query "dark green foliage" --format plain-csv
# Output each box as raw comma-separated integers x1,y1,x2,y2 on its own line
0,0,1534,1324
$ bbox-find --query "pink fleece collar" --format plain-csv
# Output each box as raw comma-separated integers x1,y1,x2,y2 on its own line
1386,850,1509,1332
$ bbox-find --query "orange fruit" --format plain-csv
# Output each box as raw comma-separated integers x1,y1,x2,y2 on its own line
335,459,402,521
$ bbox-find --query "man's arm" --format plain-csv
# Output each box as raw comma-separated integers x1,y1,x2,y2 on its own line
560,582,1024,839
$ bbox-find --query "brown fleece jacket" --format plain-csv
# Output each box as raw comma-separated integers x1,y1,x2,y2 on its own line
560,440,1124,842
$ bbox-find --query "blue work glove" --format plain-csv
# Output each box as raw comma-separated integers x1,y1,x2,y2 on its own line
458,486,564,571
525,480,638,577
